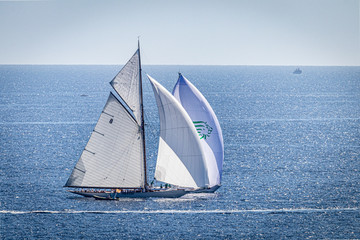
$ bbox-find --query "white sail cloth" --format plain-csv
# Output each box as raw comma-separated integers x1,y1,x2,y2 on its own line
148,75,210,188
110,50,142,124
65,93,145,188
172,73,224,187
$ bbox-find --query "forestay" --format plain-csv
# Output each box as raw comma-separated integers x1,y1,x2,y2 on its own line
172,73,224,187
110,50,142,124
147,75,209,188
65,93,145,188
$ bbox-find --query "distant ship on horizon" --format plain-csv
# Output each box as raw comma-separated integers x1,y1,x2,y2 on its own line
293,68,302,74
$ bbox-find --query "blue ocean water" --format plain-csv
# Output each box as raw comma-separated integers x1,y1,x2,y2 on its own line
0,65,359,239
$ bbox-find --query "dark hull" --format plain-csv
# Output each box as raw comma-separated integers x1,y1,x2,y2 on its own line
68,189,187,199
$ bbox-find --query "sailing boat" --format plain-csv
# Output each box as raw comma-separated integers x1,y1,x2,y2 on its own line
64,43,186,199
172,73,224,192
293,68,302,74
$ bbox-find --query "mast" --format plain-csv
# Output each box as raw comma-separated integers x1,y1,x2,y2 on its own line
138,39,148,187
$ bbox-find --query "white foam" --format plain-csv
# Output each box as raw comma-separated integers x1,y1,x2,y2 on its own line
1,207,358,215
0,121,96,125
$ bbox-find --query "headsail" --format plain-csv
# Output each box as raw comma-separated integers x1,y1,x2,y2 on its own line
65,93,145,188
172,73,224,187
110,50,142,124
148,75,209,188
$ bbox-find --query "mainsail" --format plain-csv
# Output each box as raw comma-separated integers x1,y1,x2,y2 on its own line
147,75,210,188
172,73,224,187
65,48,146,189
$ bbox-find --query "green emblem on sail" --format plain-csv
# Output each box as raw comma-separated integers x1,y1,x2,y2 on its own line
193,121,213,140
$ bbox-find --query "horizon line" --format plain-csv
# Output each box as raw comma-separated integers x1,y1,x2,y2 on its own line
0,63,359,67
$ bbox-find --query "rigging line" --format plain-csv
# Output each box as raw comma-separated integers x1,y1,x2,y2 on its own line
138,41,147,187
138,44,151,67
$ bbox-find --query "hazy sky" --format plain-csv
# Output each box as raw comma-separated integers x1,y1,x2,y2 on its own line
0,0,359,65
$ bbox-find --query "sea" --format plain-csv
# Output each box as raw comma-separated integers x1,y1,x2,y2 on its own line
0,65,359,239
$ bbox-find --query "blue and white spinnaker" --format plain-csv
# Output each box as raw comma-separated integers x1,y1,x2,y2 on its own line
172,73,224,188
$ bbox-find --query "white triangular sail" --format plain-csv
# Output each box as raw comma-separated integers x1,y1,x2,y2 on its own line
65,93,145,188
110,50,142,124
172,73,224,187
148,75,210,188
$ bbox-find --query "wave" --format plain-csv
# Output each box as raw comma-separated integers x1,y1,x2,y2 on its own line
0,121,96,125
237,118,360,122
1,207,358,215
